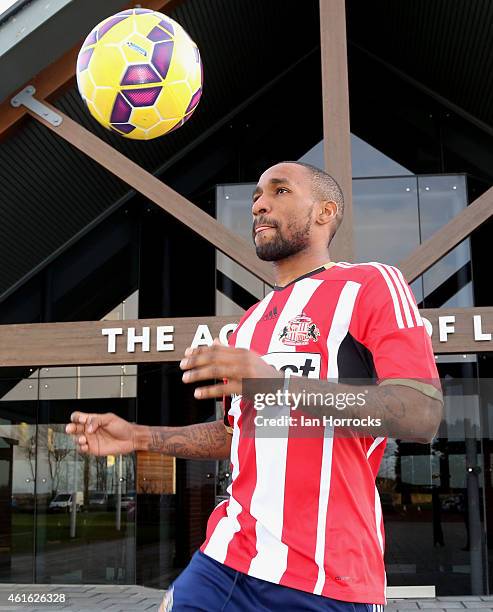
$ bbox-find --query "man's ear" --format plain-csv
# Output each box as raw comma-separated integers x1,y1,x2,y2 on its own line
316,200,338,225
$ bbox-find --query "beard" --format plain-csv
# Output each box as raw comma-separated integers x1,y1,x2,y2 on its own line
253,216,312,261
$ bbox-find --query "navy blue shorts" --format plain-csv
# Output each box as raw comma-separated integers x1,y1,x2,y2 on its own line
160,550,382,611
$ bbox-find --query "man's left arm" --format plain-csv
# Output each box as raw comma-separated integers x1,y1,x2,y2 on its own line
287,376,443,443
322,264,443,443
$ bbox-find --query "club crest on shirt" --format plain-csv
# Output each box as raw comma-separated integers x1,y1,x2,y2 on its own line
279,312,320,346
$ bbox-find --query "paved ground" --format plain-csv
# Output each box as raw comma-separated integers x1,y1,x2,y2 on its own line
387,597,493,611
0,584,166,611
2,585,493,611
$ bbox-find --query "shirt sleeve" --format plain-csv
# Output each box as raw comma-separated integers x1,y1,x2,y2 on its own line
349,263,442,402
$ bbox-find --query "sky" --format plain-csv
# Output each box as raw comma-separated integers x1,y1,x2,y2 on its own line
0,0,21,17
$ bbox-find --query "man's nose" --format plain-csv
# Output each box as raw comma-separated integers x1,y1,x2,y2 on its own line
252,194,270,216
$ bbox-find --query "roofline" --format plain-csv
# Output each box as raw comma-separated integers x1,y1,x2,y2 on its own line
0,0,32,28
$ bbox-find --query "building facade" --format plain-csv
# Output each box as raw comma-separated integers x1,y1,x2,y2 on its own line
0,0,492,599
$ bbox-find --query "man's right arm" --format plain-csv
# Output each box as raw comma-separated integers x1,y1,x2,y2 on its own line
66,412,232,460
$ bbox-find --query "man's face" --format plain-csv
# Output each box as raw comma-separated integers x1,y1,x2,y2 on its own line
251,163,315,261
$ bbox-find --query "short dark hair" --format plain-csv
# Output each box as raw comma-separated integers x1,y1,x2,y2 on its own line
278,161,344,243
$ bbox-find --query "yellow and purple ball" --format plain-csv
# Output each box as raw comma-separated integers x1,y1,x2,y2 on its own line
76,9,203,140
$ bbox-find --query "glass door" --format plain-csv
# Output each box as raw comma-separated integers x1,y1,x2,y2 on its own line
0,369,37,583
34,367,137,584
380,365,486,596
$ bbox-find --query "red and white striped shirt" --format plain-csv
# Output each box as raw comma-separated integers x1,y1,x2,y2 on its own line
200,262,440,604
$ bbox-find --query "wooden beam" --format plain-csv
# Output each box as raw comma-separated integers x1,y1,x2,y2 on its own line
1,307,493,367
25,103,275,285
0,0,181,139
400,185,493,283
319,0,353,263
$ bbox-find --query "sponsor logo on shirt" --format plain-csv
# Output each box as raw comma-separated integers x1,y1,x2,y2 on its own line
279,312,320,346
262,352,321,378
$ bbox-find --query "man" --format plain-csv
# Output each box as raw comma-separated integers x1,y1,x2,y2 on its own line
66,161,442,611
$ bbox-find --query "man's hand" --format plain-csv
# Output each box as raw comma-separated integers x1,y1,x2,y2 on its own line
180,340,282,399
65,412,137,456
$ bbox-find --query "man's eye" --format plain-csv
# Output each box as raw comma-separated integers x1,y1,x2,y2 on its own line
276,187,289,194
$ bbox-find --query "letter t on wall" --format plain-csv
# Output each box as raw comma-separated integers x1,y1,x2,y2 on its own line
102,328,123,353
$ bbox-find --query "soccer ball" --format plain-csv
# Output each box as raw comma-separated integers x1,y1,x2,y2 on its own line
76,8,202,140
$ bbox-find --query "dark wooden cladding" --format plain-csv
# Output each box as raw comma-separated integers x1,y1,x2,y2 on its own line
320,0,353,263
137,453,175,495
0,309,493,368
400,186,493,283
26,105,275,286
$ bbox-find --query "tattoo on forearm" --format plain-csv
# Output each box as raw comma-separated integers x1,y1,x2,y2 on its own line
148,421,231,459
371,386,408,436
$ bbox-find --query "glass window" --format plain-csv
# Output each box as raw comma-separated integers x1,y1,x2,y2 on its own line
300,135,413,177
0,367,137,584
216,183,267,315
352,176,421,264
418,175,473,308
381,376,488,595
